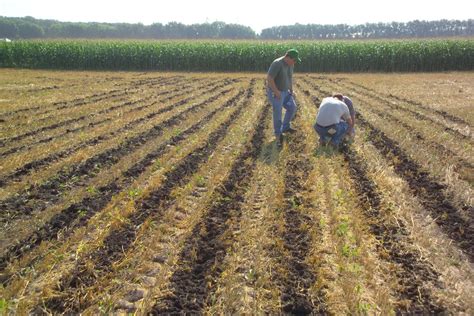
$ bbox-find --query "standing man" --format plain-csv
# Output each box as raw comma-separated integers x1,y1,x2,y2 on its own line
266,49,301,146
314,94,354,149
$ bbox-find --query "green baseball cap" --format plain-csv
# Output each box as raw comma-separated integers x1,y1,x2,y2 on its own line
286,48,302,63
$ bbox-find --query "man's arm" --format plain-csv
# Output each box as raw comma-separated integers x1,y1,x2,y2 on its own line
267,74,281,100
346,116,353,128
289,66,293,94
342,106,353,128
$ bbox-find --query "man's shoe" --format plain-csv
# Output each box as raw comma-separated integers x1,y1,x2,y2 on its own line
276,134,283,147
282,127,297,134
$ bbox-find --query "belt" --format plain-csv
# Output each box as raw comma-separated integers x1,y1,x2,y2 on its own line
316,123,336,129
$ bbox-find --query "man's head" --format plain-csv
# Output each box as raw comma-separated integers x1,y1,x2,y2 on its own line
332,93,344,101
284,48,301,66
332,93,352,107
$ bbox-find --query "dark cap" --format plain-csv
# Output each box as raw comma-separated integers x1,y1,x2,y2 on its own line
286,48,302,63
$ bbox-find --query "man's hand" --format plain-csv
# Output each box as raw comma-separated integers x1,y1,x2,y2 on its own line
267,74,281,99
347,117,354,128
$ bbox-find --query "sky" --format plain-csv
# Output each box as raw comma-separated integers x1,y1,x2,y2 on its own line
1,0,473,33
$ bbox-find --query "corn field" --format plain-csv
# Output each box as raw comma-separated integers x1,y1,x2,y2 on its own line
1,39,473,72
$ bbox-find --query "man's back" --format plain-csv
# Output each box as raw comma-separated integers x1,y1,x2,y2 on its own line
316,97,350,127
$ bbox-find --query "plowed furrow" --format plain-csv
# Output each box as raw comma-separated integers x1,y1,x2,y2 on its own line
28,78,180,126
0,89,246,283
324,78,471,141
0,80,223,182
0,79,217,157
42,85,257,314
277,126,326,315
356,114,474,261
0,86,234,223
363,107,473,181
342,146,446,314
343,80,471,127
0,76,182,121
300,80,473,181
151,99,268,315
50,77,182,111
0,77,192,146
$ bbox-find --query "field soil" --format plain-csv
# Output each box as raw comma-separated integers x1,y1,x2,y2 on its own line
0,69,473,315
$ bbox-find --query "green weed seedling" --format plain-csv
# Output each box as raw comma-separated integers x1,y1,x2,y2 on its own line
195,175,206,187
319,218,327,228
245,269,257,283
342,244,360,258
128,188,142,199
0,298,8,315
357,301,372,314
154,159,162,170
98,299,114,315
86,186,98,194
336,221,349,237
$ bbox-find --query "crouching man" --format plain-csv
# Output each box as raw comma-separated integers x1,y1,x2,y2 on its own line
314,94,354,149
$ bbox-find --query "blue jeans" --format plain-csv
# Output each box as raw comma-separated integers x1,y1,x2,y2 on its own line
266,88,297,136
314,122,349,146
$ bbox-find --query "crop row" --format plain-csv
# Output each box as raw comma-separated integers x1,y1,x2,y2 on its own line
39,82,261,313
1,73,471,314
301,78,472,259
296,82,455,313
0,82,236,223
1,39,473,72
0,78,226,182
1,83,245,282
310,78,474,185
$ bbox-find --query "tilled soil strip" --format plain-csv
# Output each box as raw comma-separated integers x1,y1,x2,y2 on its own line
0,85,234,223
276,116,327,314
0,78,192,148
31,77,182,126
26,84,61,92
39,77,184,116
0,78,196,157
0,89,246,284
311,81,474,181
0,80,224,182
0,77,191,147
356,114,474,261
322,77,472,141
41,83,258,314
360,103,474,181
341,146,447,314
342,79,472,127
304,80,473,261
0,76,182,121
150,98,269,315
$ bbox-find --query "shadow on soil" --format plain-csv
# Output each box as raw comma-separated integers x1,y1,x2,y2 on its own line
260,139,281,164
313,144,340,157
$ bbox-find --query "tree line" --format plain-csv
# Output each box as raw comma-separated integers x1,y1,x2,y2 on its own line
0,17,256,39
0,16,472,40
260,20,474,39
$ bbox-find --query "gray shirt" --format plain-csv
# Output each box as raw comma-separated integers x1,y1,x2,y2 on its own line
316,97,351,127
267,56,293,91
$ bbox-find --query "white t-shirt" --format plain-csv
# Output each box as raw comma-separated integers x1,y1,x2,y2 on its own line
316,97,351,127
